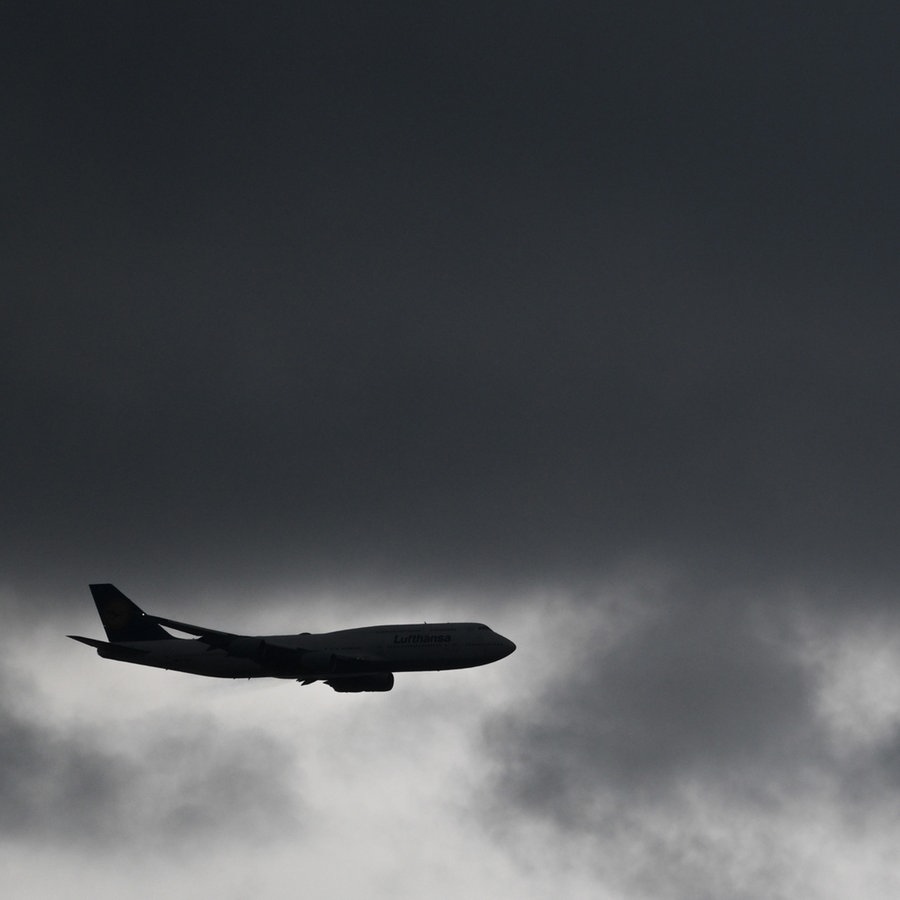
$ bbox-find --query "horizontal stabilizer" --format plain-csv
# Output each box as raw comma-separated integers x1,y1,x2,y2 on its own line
68,635,151,661
68,635,109,649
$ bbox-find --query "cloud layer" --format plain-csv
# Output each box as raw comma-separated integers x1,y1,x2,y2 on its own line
0,661,300,850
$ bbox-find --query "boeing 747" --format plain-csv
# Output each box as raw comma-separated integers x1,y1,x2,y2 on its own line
69,583,516,692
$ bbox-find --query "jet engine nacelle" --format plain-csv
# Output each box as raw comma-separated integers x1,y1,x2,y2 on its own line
326,673,394,692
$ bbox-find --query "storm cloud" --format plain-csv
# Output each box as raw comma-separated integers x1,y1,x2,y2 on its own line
4,3,900,897
0,662,300,849
483,582,900,898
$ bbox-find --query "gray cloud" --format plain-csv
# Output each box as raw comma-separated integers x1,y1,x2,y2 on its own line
482,585,900,897
485,584,816,819
0,665,301,849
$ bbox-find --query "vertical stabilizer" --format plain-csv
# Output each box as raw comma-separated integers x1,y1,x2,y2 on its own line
89,584,171,642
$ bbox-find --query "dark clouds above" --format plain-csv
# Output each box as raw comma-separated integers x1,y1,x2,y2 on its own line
5,6,900,896
6,2,899,596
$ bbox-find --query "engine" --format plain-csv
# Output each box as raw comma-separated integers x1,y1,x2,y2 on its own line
325,673,395,693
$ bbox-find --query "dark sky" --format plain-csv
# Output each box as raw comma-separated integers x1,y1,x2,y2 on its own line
4,4,900,897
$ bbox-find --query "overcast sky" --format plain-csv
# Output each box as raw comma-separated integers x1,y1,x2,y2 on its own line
4,3,900,898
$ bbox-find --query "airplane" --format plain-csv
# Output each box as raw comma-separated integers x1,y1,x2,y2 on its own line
69,583,516,692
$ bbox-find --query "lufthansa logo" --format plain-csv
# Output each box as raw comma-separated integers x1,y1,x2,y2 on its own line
393,633,451,644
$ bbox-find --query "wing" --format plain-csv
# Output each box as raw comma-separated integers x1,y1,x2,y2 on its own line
147,615,240,649
150,616,388,677
331,651,389,670
147,615,312,672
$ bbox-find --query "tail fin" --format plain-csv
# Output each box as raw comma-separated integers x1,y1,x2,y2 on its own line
89,584,172,642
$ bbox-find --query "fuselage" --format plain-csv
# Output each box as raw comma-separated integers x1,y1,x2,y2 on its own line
97,622,515,680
